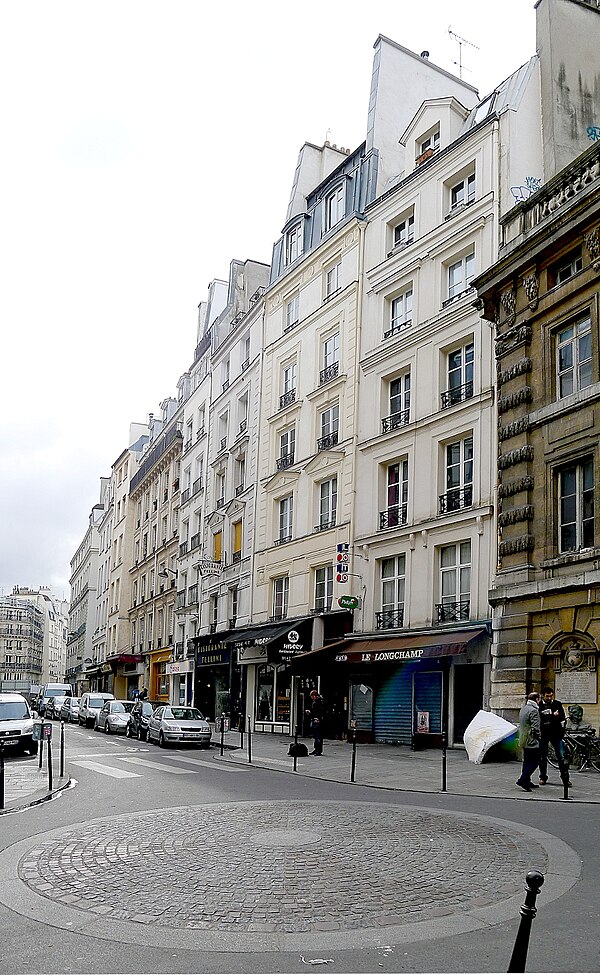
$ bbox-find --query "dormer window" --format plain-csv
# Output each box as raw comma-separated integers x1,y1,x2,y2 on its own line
285,223,303,266
416,128,440,164
324,184,345,233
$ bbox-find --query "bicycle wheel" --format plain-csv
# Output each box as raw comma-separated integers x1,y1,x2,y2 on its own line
589,740,600,772
567,740,585,771
546,742,560,769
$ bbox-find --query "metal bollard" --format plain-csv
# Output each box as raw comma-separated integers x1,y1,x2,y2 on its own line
441,729,448,792
507,870,545,972
220,714,225,757
0,744,5,810
47,739,53,792
350,724,357,783
38,736,43,770
247,715,252,764
240,725,244,749
60,721,65,778
293,726,299,773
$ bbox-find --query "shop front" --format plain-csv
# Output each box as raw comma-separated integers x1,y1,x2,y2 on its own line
148,647,173,705
105,653,145,700
191,639,243,727
292,628,488,747
166,658,195,707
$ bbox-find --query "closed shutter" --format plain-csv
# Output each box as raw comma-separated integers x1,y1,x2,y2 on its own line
413,670,442,734
374,663,418,744
214,531,222,562
233,520,242,554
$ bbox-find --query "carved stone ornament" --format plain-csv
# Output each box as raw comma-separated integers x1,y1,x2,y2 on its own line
584,229,600,272
545,635,597,673
500,288,517,325
473,295,498,322
522,273,539,310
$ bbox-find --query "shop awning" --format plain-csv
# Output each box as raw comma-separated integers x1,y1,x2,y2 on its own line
105,653,144,665
290,628,488,671
221,623,291,646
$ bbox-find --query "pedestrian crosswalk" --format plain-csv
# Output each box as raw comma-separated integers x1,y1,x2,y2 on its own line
68,746,245,781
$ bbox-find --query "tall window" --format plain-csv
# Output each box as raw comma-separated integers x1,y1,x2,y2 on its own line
272,577,289,619
283,362,296,395
393,212,414,248
278,495,293,543
443,342,474,408
557,316,592,398
442,436,473,512
378,554,406,629
321,333,340,383
230,586,239,624
285,294,299,331
278,428,295,468
232,520,243,561
318,477,338,529
381,460,408,528
448,252,475,299
383,373,411,431
286,224,303,265
318,404,339,449
450,171,476,210
210,595,218,630
314,566,334,611
387,288,413,337
325,262,341,298
325,184,345,231
439,542,471,622
559,459,594,552
554,249,583,286
213,530,222,563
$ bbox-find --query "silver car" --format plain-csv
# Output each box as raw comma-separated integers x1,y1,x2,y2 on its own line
147,706,211,748
96,700,134,734
60,697,81,723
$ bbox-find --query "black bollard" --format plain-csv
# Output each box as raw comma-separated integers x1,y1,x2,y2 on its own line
507,870,545,972
47,738,53,792
240,725,244,749
60,721,65,778
350,728,357,783
38,736,43,770
293,726,299,773
0,744,4,810
247,715,252,764
441,729,448,792
220,714,225,757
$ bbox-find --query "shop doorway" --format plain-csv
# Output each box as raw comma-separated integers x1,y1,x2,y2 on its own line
452,663,483,745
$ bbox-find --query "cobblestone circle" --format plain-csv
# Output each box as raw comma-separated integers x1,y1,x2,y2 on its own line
18,801,548,933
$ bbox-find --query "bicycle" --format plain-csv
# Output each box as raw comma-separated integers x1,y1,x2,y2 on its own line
548,731,600,772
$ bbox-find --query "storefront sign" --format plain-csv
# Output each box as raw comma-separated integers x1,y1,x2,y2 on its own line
338,595,360,610
166,659,195,675
199,560,222,576
237,645,267,664
196,648,231,667
336,648,425,663
555,670,597,704
279,629,306,660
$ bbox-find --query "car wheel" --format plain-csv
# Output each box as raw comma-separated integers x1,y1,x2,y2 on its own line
159,732,166,748
105,722,111,734
126,723,132,738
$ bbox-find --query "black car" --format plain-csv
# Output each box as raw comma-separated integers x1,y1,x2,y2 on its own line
126,700,156,741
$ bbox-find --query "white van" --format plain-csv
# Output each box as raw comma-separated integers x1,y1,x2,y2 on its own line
0,693,38,755
78,692,115,728
37,682,73,717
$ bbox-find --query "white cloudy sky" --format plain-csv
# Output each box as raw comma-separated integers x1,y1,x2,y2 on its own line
0,0,537,598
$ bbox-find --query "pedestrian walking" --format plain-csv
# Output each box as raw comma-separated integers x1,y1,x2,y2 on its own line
306,689,324,756
516,692,541,792
538,686,571,787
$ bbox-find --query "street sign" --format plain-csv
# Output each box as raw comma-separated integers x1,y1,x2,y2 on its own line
338,595,360,610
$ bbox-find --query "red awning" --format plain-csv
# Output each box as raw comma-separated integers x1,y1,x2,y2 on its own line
290,629,487,671
105,653,144,665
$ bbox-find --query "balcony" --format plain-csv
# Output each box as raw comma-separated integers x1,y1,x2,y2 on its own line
270,611,287,622
319,362,339,385
220,437,227,451
192,477,203,495
188,584,198,604
179,541,188,556
274,534,292,546
314,519,336,532
279,389,296,410
439,486,473,514
440,382,474,410
216,497,225,509
235,483,245,496
276,452,295,471
379,504,408,529
222,380,230,392
376,609,404,630
209,623,217,634
228,617,237,628
232,551,242,564
190,532,201,551
317,431,338,451
384,320,412,339
181,488,190,504
381,410,410,434
436,601,470,623
442,286,475,309
239,418,247,435
311,601,333,614
241,358,250,372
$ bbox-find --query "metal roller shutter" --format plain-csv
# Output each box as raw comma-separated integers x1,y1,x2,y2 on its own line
374,663,418,744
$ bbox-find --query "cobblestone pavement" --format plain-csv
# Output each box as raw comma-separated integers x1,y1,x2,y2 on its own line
17,800,548,934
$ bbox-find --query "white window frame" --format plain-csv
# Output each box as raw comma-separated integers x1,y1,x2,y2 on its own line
448,251,475,299
444,342,475,406
387,287,413,336
318,477,338,529
279,427,295,461
320,403,339,440
285,294,299,331
282,362,297,395
314,565,334,611
285,223,303,265
439,541,471,617
558,459,594,553
278,495,293,543
388,372,411,425
324,184,345,232
325,261,341,298
380,554,406,618
450,171,476,210
556,316,592,398
273,576,289,619
444,435,473,510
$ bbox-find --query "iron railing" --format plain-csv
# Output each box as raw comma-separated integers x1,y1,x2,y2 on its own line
376,609,404,630
436,601,470,623
320,362,339,385
317,431,338,451
379,504,408,529
381,410,410,433
440,381,474,409
439,486,473,513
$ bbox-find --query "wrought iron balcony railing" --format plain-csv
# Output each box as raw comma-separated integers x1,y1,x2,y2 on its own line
376,609,404,630
381,409,410,433
181,488,190,504
274,534,292,546
279,389,296,410
317,431,338,451
276,452,295,470
235,483,245,496
192,477,203,495
384,319,412,339
311,601,333,614
379,504,408,529
232,551,242,564
440,381,474,409
439,486,473,513
314,518,336,533
319,362,339,385
436,600,470,623
216,497,225,509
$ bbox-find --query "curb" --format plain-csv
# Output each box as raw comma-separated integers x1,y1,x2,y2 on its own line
0,777,73,817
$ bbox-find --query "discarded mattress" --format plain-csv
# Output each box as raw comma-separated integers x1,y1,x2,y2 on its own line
463,709,518,764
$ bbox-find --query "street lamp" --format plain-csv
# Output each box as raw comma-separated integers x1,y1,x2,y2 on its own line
158,567,177,579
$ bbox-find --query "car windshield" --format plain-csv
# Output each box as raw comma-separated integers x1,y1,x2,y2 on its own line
89,697,109,708
110,703,128,713
70,698,81,706
165,708,204,721
142,703,154,715
0,702,30,720
46,689,69,697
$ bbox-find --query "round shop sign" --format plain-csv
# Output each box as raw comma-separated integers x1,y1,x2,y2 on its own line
287,630,299,644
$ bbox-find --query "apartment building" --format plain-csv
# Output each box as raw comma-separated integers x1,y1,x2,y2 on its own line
66,500,104,693
474,139,600,726
91,476,112,674
0,586,67,692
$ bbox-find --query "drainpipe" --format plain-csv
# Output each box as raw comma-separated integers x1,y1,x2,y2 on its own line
349,219,367,631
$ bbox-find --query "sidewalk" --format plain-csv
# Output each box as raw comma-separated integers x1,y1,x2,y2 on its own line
212,726,600,803
0,753,69,814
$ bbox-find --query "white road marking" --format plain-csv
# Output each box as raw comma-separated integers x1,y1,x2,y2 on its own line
69,751,150,759
165,754,242,772
70,760,141,779
114,756,196,774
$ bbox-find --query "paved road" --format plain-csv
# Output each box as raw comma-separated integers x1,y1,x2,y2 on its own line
0,725,597,973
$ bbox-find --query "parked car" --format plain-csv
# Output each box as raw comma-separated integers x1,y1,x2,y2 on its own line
36,682,73,717
126,700,156,741
45,695,68,719
147,706,211,748
78,692,115,728
60,697,81,723
95,700,134,734
0,693,38,755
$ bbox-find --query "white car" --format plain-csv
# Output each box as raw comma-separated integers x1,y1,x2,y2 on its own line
147,706,211,748
78,692,115,728
60,697,81,723
0,693,38,755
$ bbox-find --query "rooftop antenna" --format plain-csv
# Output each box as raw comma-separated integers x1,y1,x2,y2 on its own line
448,26,479,79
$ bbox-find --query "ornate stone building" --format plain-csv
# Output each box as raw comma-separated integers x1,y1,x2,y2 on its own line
473,140,600,725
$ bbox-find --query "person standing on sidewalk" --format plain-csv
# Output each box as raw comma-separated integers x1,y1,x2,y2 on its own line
307,689,324,756
538,687,570,787
517,692,541,792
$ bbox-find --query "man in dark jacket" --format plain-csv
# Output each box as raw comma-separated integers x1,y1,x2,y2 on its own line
538,687,570,786
517,692,541,792
307,689,324,755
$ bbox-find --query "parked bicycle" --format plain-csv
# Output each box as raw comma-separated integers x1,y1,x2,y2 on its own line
548,730,600,772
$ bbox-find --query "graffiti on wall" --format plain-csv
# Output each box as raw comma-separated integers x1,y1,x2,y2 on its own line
510,176,542,203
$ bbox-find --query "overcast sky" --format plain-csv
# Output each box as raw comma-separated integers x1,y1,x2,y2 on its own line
0,1,538,599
